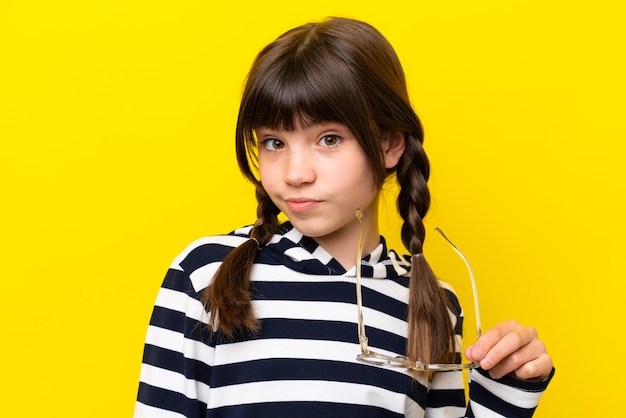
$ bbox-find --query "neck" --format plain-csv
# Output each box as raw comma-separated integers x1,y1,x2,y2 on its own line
315,205,381,270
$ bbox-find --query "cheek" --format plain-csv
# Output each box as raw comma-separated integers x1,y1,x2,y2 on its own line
258,167,283,201
258,163,275,184
337,169,378,200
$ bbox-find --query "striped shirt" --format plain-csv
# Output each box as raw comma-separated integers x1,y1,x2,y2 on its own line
135,222,552,417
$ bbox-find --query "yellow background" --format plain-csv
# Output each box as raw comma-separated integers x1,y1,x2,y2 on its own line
1,1,624,416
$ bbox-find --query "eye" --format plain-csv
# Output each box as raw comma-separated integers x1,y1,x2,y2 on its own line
319,134,342,148
262,138,285,151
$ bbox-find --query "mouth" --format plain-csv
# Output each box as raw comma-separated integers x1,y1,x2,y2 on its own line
284,198,321,214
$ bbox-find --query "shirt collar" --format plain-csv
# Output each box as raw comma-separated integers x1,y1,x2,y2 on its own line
255,221,410,279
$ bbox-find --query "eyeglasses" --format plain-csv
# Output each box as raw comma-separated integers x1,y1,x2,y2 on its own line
354,209,482,371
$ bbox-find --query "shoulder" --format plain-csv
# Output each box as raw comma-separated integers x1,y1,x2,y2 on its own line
173,226,251,266
165,226,253,292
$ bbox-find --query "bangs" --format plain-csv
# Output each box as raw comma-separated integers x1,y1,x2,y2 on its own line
239,48,371,138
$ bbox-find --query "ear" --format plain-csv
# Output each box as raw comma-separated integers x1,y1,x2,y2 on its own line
383,131,406,169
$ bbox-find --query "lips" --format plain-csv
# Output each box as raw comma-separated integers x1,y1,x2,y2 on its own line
285,198,321,214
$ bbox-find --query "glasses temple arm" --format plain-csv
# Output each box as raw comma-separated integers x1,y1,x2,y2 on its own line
435,228,482,339
355,209,369,351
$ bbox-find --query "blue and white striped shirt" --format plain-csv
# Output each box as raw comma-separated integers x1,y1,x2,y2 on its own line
135,222,552,417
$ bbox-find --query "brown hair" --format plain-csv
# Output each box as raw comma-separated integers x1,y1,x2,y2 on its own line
202,17,456,366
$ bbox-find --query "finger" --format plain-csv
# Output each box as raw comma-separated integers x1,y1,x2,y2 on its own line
486,337,550,380
465,320,524,362
478,324,539,371
511,352,553,381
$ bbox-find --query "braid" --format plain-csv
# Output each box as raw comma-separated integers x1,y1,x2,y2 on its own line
397,137,429,255
202,185,279,339
396,135,456,367
251,187,281,245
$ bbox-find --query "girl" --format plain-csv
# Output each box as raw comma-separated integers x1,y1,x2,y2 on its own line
135,17,554,417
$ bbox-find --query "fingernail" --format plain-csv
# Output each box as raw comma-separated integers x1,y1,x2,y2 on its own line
480,357,492,369
472,347,483,360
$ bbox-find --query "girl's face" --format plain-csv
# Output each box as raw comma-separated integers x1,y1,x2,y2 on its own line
256,121,380,266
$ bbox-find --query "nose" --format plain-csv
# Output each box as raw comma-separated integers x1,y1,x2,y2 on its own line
283,148,316,186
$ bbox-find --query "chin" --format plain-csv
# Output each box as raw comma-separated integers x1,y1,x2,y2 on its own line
291,219,351,240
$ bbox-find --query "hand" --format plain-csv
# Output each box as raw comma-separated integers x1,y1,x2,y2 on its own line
464,320,553,381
